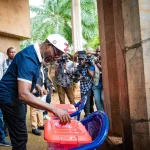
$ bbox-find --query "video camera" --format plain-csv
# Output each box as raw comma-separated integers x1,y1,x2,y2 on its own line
57,54,68,64
85,55,94,68
70,51,89,83
57,54,68,74
70,65,82,83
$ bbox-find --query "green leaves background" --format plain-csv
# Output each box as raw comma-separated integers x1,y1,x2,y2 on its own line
21,0,99,51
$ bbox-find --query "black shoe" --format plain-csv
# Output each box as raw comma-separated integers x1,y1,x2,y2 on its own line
38,125,44,130
32,129,42,136
0,139,11,146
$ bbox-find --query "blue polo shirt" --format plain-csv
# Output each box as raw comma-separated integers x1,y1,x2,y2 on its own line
0,45,41,104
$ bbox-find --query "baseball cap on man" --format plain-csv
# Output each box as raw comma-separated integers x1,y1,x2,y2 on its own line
47,34,68,53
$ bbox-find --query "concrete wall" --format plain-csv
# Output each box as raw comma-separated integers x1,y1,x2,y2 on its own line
0,0,31,54
98,0,150,149
0,0,31,40
97,0,122,136
122,0,150,149
0,35,20,53
138,0,150,137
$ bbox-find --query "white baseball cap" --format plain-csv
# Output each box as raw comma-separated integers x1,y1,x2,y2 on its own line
47,34,69,53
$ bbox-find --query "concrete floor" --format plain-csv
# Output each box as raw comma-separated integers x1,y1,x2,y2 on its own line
0,92,83,150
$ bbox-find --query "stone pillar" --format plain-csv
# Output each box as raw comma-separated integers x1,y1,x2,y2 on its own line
97,0,150,149
138,0,150,137
122,0,150,149
71,0,83,52
71,0,82,99
97,0,122,136
113,1,133,149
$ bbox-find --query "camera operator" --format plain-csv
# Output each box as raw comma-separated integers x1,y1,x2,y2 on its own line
78,52,94,117
55,54,75,104
92,46,104,111
86,48,95,113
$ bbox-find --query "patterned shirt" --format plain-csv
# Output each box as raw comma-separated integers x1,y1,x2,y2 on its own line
80,65,94,94
55,60,74,87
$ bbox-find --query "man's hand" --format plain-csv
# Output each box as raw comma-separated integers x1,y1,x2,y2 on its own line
64,63,66,69
93,57,99,64
50,86,56,94
18,81,70,122
79,75,85,81
52,108,71,125
40,88,47,95
36,84,47,95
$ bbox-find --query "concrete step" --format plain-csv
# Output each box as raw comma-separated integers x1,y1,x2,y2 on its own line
0,146,12,150
97,136,123,150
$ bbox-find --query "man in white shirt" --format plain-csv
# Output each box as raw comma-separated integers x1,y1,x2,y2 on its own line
0,52,11,146
0,52,8,79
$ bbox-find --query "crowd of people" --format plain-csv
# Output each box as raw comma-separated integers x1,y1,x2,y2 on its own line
54,46,104,117
0,34,104,150
0,47,16,146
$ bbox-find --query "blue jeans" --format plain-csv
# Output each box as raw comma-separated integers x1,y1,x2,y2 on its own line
0,109,5,141
92,85,104,111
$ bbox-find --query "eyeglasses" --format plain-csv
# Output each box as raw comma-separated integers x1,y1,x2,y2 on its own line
96,51,100,53
9,52,16,53
51,44,63,57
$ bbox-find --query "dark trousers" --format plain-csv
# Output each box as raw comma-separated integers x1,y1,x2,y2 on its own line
81,89,93,117
43,93,51,115
1,101,27,150
0,109,5,141
90,90,94,113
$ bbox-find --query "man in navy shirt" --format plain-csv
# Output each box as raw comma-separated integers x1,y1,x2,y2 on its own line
0,34,71,150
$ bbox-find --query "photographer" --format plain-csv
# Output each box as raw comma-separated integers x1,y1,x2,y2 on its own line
92,46,104,111
55,54,75,104
78,52,94,117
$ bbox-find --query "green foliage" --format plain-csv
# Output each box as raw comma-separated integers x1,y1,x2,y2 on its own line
85,35,100,51
81,0,99,43
20,0,99,51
